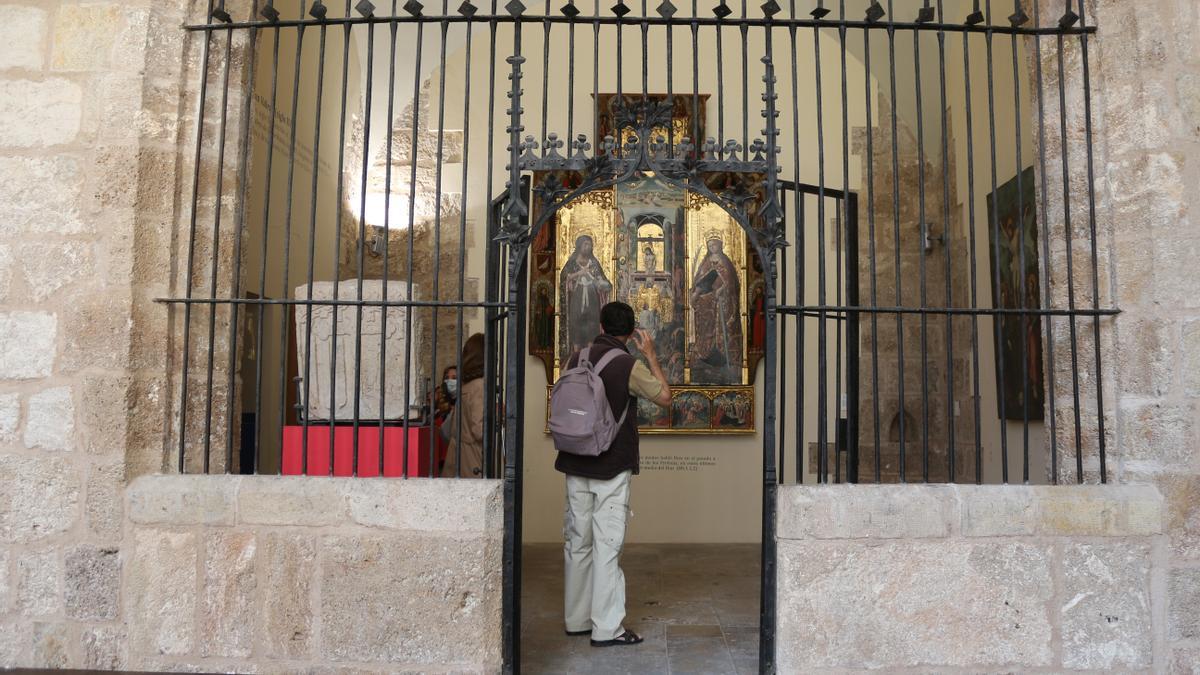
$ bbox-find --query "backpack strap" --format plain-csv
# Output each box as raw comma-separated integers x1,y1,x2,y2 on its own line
592,347,627,375
591,346,633,427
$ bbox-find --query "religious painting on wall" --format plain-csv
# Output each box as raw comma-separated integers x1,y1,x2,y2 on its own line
529,94,765,434
987,166,1045,421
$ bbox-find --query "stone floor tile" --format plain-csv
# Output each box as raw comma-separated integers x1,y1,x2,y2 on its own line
667,636,737,674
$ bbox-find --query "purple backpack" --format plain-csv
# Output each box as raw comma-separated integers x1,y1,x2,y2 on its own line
549,346,630,456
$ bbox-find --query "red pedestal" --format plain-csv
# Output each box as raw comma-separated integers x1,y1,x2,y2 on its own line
281,425,437,477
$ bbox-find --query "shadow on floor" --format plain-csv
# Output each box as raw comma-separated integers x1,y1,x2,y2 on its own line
521,543,761,675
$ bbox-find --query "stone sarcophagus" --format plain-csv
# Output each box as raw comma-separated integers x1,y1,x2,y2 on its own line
294,280,423,422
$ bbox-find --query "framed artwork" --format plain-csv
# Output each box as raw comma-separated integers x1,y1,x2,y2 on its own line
987,166,1045,421
546,384,755,434
529,94,763,434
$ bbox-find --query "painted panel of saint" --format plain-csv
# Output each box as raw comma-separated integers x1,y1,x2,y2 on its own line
689,232,743,384
559,234,613,357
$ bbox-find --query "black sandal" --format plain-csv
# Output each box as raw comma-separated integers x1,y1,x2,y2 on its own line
590,630,644,647
565,629,591,636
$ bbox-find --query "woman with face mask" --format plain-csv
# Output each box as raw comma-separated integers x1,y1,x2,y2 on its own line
441,333,487,478
433,365,458,473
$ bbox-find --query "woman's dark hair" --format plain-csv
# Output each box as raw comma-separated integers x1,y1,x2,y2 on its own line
459,333,486,382
600,301,636,337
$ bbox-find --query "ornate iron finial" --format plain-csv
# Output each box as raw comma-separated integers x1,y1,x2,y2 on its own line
1008,1,1029,26
309,0,329,19
965,0,984,24
722,139,742,162
810,1,830,19
714,1,732,19
355,0,377,17
571,134,591,161
211,2,232,22
916,1,935,23
657,0,677,18
761,0,781,18
1059,4,1079,28
865,1,884,22
457,0,478,16
561,1,581,17
601,135,617,157
262,2,282,21
404,0,424,15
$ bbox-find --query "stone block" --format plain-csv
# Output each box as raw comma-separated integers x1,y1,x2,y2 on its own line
260,532,316,659
127,474,238,526
347,478,503,534
0,312,57,379
776,540,1053,669
31,622,71,668
293,280,424,421
319,535,502,666
0,549,8,612
127,529,197,657
1183,319,1200,398
0,454,79,543
1169,567,1200,641
86,460,124,538
64,545,120,620
1119,401,1198,468
1171,647,1200,675
51,3,124,72
0,156,87,234
17,550,61,617
0,245,11,303
24,386,75,451
0,6,47,70
0,622,21,667
777,484,954,540
19,241,96,302
0,79,82,147
82,625,126,670
1061,543,1153,670
0,393,19,442
238,476,346,527
201,531,257,658
1037,485,1164,536
960,486,1037,536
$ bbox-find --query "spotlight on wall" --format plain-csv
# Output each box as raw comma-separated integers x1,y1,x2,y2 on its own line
921,221,944,254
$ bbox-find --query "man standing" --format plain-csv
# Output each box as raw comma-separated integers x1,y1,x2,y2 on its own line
556,301,672,647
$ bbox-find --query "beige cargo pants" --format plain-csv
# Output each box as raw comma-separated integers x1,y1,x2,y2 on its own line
563,470,631,641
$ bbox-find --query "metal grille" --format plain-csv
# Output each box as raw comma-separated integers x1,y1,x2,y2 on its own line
166,1,1106,672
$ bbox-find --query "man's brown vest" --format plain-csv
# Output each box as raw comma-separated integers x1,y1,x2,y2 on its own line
553,334,641,480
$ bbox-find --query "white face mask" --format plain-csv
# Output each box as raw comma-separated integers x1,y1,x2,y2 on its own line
444,379,458,395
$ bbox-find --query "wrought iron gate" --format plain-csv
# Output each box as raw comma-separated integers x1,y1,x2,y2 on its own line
167,1,1108,673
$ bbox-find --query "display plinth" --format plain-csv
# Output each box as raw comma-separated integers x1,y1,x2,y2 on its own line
281,424,437,477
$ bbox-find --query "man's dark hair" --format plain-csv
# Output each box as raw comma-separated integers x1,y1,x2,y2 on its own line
600,301,636,337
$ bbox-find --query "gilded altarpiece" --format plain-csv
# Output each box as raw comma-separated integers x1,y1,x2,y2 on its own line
529,95,765,434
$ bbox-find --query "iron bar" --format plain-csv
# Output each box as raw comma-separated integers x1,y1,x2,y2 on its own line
185,14,1100,35
300,15,330,475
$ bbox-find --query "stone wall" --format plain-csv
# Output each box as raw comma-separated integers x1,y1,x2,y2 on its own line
123,475,503,673
1029,0,1200,668
777,484,1170,672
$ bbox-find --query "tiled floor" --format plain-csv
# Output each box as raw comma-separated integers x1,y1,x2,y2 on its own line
521,543,761,674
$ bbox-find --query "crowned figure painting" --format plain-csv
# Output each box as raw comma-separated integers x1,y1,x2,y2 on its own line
689,231,743,384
